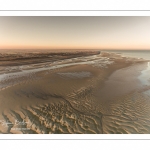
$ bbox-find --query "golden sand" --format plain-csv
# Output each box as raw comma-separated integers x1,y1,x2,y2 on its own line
0,52,149,134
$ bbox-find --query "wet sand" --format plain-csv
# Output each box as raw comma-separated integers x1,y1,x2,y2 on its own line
0,51,149,134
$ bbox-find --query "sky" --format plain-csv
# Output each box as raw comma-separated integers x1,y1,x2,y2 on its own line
0,16,150,51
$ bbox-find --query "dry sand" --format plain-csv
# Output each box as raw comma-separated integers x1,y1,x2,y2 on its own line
0,51,149,134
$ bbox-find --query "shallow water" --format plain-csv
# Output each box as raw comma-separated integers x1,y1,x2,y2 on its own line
103,50,150,60
0,54,113,90
57,71,92,78
96,63,143,100
138,62,150,86
138,62,150,97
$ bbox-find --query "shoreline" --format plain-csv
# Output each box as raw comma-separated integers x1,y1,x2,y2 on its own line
0,51,147,91
0,51,150,134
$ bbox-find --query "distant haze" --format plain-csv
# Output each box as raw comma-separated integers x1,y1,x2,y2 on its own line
1,16,150,51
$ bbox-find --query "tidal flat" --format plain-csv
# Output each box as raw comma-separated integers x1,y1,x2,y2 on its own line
0,51,149,134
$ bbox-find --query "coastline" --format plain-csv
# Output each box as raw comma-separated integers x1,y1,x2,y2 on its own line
0,51,149,134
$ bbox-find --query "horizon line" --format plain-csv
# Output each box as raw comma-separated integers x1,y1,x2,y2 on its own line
1,48,150,51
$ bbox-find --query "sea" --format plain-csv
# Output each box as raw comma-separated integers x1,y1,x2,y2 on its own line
102,50,150,60
103,50,150,88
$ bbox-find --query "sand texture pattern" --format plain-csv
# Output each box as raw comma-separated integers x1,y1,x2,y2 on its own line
0,51,149,134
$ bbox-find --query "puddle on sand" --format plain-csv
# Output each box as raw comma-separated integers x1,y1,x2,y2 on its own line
57,71,92,78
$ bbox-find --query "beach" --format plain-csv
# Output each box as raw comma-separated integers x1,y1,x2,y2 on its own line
0,51,150,134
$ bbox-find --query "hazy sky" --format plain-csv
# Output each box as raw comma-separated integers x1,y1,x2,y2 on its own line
0,16,150,50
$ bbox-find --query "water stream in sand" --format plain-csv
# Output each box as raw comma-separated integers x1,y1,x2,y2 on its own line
0,55,99,81
0,54,112,90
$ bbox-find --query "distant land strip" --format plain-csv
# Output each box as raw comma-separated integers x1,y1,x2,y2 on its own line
0,10,150,11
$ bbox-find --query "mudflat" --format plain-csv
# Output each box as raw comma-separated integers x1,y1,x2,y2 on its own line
0,51,149,134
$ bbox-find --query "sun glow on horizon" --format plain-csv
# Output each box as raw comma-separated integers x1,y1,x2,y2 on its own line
1,16,150,51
